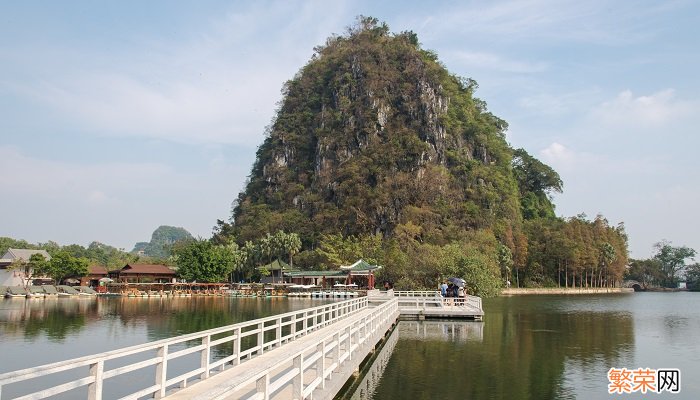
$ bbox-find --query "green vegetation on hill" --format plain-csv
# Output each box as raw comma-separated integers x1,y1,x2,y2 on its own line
1,237,137,270
132,225,194,259
212,17,629,295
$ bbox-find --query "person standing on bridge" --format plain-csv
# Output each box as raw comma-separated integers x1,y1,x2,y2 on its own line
440,281,448,297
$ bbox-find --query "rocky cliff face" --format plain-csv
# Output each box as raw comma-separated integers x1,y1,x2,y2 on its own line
230,19,526,246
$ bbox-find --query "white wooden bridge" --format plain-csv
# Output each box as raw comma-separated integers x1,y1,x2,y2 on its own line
0,291,482,400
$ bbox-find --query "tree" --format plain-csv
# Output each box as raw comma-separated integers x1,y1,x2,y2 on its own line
174,239,237,283
273,231,301,269
653,241,696,287
48,250,89,284
512,148,563,219
9,253,51,287
598,242,616,287
443,244,502,298
317,234,383,268
685,263,700,291
625,258,663,289
497,244,513,285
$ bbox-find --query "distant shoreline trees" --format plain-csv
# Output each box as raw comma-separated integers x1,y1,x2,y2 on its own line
626,241,697,289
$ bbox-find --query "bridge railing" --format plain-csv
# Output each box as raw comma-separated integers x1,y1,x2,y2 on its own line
392,290,441,297
368,290,482,311
395,295,481,310
226,298,399,400
0,297,368,400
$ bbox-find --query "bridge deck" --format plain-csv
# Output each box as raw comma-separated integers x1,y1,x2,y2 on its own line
164,304,398,400
0,293,480,400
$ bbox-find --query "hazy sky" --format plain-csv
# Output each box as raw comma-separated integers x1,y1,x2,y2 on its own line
1,0,698,258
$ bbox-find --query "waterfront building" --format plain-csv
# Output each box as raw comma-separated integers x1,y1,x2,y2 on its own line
284,259,381,288
0,248,51,286
256,259,292,283
79,265,109,287
108,263,176,283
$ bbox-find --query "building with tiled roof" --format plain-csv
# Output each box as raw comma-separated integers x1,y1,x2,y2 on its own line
0,248,52,286
108,264,176,283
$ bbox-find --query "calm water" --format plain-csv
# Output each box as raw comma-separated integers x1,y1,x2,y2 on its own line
1,293,698,399
0,296,332,399
351,292,700,399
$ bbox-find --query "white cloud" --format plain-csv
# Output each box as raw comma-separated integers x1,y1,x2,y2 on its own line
2,1,350,146
86,190,111,205
410,0,655,45
517,89,601,116
0,145,245,249
592,89,696,127
540,142,575,167
447,51,547,73
0,146,171,203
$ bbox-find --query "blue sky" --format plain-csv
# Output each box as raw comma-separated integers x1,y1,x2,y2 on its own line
1,0,698,258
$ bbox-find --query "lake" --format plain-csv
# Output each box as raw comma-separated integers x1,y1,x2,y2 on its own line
1,293,698,399
350,292,700,399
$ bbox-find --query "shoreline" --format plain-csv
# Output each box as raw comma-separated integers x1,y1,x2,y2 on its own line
501,287,634,296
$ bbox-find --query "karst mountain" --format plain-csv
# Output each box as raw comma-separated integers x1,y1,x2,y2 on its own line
224,17,561,255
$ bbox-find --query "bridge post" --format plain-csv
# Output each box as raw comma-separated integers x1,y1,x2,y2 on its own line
256,373,269,400
87,360,104,400
303,311,309,334
345,326,353,361
233,327,241,365
334,331,341,366
200,335,211,380
316,342,326,388
293,354,303,398
257,322,264,355
155,344,168,399
276,317,282,348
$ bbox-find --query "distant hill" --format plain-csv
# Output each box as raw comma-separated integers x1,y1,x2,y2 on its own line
132,226,193,258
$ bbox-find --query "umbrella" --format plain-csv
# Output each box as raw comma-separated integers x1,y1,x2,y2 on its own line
448,277,465,287
64,278,80,284
99,277,114,283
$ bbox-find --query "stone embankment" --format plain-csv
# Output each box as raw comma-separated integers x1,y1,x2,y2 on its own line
501,287,634,295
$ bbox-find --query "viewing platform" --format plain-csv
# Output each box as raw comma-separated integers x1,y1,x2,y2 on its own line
369,289,484,321
0,291,483,400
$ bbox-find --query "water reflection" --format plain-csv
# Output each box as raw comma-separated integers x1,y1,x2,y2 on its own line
0,298,95,341
0,296,332,375
3,294,698,399
0,297,330,342
349,324,399,400
398,320,484,342
352,296,637,400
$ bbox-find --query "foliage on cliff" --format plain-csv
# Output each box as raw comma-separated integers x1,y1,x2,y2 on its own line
219,17,628,292
230,18,530,246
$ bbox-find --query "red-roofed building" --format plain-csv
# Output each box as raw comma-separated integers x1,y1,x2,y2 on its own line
109,264,177,283
79,265,109,287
